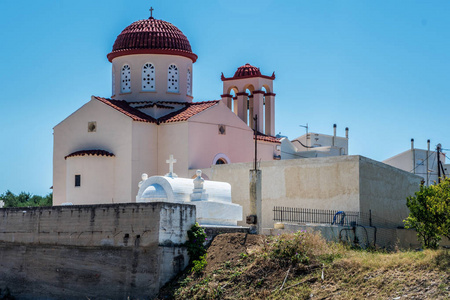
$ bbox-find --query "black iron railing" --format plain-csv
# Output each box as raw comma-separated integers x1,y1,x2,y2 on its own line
273,206,400,229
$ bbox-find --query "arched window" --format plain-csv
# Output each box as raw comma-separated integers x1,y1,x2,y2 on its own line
142,63,155,91
187,68,192,96
212,153,230,165
121,65,131,93
216,158,227,165
167,64,179,93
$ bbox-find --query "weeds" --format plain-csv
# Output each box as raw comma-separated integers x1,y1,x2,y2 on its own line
157,232,450,300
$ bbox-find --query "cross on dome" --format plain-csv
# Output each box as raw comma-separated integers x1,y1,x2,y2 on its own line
165,155,178,178
149,7,154,18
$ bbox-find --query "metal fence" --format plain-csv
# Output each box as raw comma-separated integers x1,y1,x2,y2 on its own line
273,206,404,249
273,206,401,229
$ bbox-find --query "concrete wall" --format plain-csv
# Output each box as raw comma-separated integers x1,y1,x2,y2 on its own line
211,156,361,229
359,156,421,226
0,202,196,299
210,155,421,229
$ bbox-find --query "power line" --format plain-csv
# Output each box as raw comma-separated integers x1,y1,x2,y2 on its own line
409,151,435,173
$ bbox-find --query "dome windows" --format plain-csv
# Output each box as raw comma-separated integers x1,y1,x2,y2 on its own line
167,64,179,93
121,64,131,93
142,63,155,91
187,68,192,96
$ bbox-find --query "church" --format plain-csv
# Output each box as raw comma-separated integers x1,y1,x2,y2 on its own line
52,11,281,205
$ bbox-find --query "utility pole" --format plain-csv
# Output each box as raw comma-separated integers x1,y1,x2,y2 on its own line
254,115,258,171
248,115,262,234
437,143,442,184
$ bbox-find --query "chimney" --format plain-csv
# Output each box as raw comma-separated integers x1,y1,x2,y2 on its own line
345,127,349,139
426,139,430,186
411,138,415,174
333,124,337,146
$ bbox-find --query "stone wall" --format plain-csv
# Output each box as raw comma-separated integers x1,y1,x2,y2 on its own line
0,202,196,299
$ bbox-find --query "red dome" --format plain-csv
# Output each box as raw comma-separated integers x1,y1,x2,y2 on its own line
107,17,197,62
233,63,261,78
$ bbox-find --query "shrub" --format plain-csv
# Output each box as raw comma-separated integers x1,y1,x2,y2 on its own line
191,254,207,274
404,179,450,249
268,231,340,266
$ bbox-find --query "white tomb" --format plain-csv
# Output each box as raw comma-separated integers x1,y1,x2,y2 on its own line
0,200,4,208
136,159,242,226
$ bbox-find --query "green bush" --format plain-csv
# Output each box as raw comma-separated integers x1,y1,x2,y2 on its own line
185,222,207,261
0,190,52,208
268,230,340,266
404,179,450,249
191,254,207,274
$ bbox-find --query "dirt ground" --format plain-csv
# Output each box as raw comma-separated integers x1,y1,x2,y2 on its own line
204,233,265,273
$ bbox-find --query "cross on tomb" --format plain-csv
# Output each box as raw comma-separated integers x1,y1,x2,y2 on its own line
165,155,178,178
149,7,154,18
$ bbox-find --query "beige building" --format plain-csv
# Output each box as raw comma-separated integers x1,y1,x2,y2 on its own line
280,124,349,159
383,139,447,186
53,14,281,205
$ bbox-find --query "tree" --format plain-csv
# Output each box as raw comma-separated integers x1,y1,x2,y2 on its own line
0,190,52,208
404,179,450,249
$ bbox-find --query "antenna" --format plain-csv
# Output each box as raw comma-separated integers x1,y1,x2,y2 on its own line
299,123,308,136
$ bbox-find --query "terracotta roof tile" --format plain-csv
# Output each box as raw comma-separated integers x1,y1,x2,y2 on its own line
254,131,281,144
158,101,220,123
94,96,158,123
107,18,197,62
65,150,115,159
93,96,219,124
221,63,276,81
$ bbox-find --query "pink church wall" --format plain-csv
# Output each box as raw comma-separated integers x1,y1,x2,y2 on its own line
187,102,277,177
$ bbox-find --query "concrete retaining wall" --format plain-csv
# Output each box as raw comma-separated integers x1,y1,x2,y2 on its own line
0,202,196,299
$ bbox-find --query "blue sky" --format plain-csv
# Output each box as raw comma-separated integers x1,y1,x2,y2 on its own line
1,0,450,196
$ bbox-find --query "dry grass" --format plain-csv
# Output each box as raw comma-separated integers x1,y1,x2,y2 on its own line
155,232,450,300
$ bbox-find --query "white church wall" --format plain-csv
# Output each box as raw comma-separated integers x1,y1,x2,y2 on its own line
157,122,190,177
131,121,158,201
111,54,193,103
53,99,134,205
66,156,115,205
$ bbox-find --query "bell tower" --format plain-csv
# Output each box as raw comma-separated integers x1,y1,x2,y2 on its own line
221,64,276,136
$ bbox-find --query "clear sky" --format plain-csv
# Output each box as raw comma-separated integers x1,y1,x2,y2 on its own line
1,0,450,196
